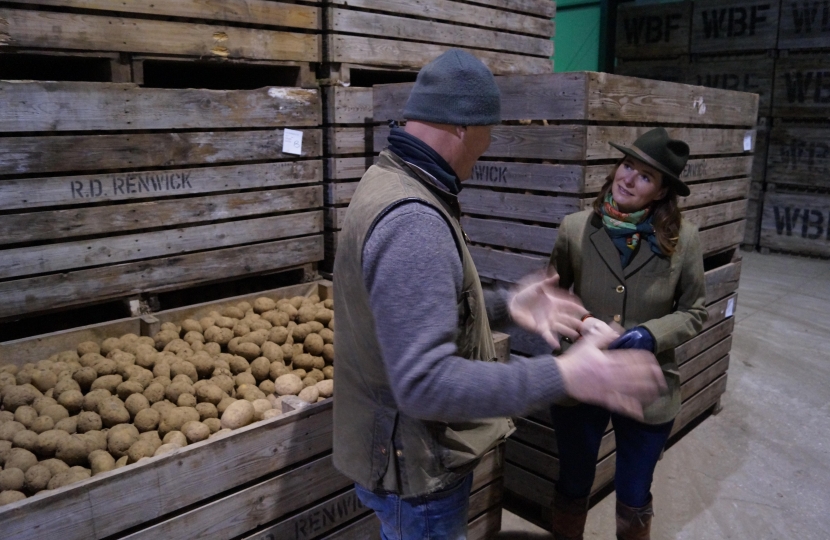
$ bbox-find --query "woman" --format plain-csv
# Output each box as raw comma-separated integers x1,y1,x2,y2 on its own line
548,128,708,540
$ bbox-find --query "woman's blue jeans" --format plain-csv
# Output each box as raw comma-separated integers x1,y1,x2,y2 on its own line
551,403,673,508
354,473,473,540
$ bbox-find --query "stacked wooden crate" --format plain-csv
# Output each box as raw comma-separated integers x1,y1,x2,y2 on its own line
0,0,325,332
615,0,779,249
320,0,557,272
373,72,756,523
0,279,509,539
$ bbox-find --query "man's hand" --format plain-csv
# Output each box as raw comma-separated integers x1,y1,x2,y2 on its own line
579,317,620,348
509,274,586,349
555,338,667,420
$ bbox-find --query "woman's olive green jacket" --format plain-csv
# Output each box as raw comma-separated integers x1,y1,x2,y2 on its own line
550,209,708,424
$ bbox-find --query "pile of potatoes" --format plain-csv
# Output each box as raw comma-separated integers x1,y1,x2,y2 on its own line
0,294,334,506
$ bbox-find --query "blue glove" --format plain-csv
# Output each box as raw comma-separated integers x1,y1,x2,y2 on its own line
609,326,655,352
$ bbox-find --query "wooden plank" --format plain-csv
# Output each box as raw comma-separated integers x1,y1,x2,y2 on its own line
586,72,759,126
461,217,558,254
325,182,358,206
509,426,616,464
700,293,738,334
766,124,830,189
466,0,556,19
615,57,690,84
681,177,751,209
327,0,555,37
460,189,580,225
325,207,348,230
328,8,553,57
744,197,762,245
0,212,321,279
327,35,553,76
467,505,502,540
0,318,140,367
0,402,334,540
586,157,753,192
0,81,321,132
493,331,511,363
679,339,732,384
699,220,746,254
772,54,830,118
0,185,323,244
468,480,503,523
586,126,756,160
329,127,373,155
0,8,321,62
11,0,320,30
778,1,830,49
670,373,727,436
468,161,584,193
325,157,372,181
318,513,380,540
468,246,548,284
690,0,781,53
0,235,323,320
760,191,830,256
615,2,692,59
682,199,748,229
122,454,354,540
676,317,735,365
324,87,374,125
752,118,771,186
704,259,742,304
472,444,505,492
0,130,323,177
687,54,775,116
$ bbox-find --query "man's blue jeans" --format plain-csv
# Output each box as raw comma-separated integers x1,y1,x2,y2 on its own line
354,473,473,540
551,403,673,508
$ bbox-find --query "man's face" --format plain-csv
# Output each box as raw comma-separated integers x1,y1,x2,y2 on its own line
456,125,492,180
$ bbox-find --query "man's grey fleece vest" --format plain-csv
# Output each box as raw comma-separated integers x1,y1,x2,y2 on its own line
332,150,513,497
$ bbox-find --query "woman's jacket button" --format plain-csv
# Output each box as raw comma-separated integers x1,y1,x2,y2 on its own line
616,285,625,293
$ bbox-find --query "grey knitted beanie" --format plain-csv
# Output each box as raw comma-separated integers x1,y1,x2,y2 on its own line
403,49,501,126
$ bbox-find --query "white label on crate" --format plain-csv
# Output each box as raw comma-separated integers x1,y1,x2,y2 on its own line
725,297,735,318
743,132,753,152
282,129,303,155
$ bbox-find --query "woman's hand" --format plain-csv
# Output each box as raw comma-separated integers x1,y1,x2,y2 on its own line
579,317,621,347
509,273,586,349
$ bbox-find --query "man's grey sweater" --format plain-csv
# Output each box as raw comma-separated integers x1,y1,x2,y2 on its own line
362,200,568,422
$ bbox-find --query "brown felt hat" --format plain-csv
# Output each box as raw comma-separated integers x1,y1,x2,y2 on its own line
610,127,691,196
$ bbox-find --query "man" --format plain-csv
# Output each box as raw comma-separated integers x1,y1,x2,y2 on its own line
333,49,666,539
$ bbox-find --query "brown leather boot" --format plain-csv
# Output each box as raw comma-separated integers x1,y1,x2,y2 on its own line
615,496,654,540
551,491,589,540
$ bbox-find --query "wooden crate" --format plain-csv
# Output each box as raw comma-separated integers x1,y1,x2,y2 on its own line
777,0,830,50
759,189,830,257
374,72,758,285
766,122,830,190
0,79,324,322
688,53,776,116
322,0,555,84
691,0,781,54
503,258,740,517
615,1,693,60
772,52,830,118
0,0,321,62
615,57,690,84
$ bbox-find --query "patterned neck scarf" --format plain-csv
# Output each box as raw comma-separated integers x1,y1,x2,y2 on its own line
601,193,664,268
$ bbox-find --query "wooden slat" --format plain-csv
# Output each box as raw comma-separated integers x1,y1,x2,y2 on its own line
615,2,692,59
687,54,775,116
778,3,830,49
509,426,616,464
328,8,553,57
467,506,502,540
586,72,759,126
699,220,746,255
461,217,558,254
682,199,748,229
468,161,584,193
670,373,727,436
772,54,830,118
0,402,333,540
327,35,553,76
325,207,348,230
0,235,323,320
468,246,547,284
0,8,321,62
690,0,780,53
11,0,320,29
324,86,374,125
700,293,737,335
468,480,503,522
586,126,755,160
325,157,372,181
0,81,321,132
680,177,751,209
704,259,742,304
0,130,323,177
329,127,373,155
327,0,554,37
460,189,580,225
586,156,753,193
493,331,511,363
0,185,322,245
760,191,830,257
679,338,732,384
0,212,321,279
676,317,735,365
325,182,358,206
615,58,689,85
766,124,830,189
466,0,556,18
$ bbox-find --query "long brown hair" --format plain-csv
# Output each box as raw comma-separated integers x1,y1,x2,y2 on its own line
592,159,682,256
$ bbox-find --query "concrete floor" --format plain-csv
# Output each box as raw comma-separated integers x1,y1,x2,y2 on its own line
494,251,830,539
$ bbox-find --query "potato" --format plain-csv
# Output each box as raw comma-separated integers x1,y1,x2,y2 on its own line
203,342,221,355
153,443,181,457
92,358,118,377
153,361,171,379
233,322,251,338
153,330,179,350
0,490,26,506
127,440,157,464
260,342,284,364
30,369,58,393
12,430,38,453
75,411,102,434
235,342,261,362
134,408,161,433
170,361,198,384
3,385,40,413
33,430,66,459
48,469,90,490
89,449,116,476
159,407,200,437
162,430,188,447
210,375,235,397
195,402,218,421
251,399,272,421
82,389,110,413
274,374,304,396
199,317,216,332
319,328,334,345
13,406,37,430
291,369,307,379
269,361,290,380
220,399,255,430
228,355,250,375
253,297,276,314
24,464,52,494
302,376,317,388
38,459,69,478
258,380,276,395
165,381,195,404
0,468,25,492
107,424,139,458
195,383,224,406
181,421,210,444
40,403,70,423
292,354,315,371
54,416,78,434
292,324,313,343
292,343,305,360
28,398,58,419
280,343,295,364
235,372,257,388
89,374,122,394
250,357,271,382
30,416,55,434
217,397,236,415
0,411,13,425
80,343,103,358
203,326,232,346
286,296,304,309
306,368,325,383
298,386,320,404
262,310,289,328
114,456,129,469
178,395,197,411
124,393,150,419
296,305,317,324
315,379,334,398
189,352,215,380
55,390,83,416
98,398,130,429
135,350,158,370
139,430,162,447
79,430,107,454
